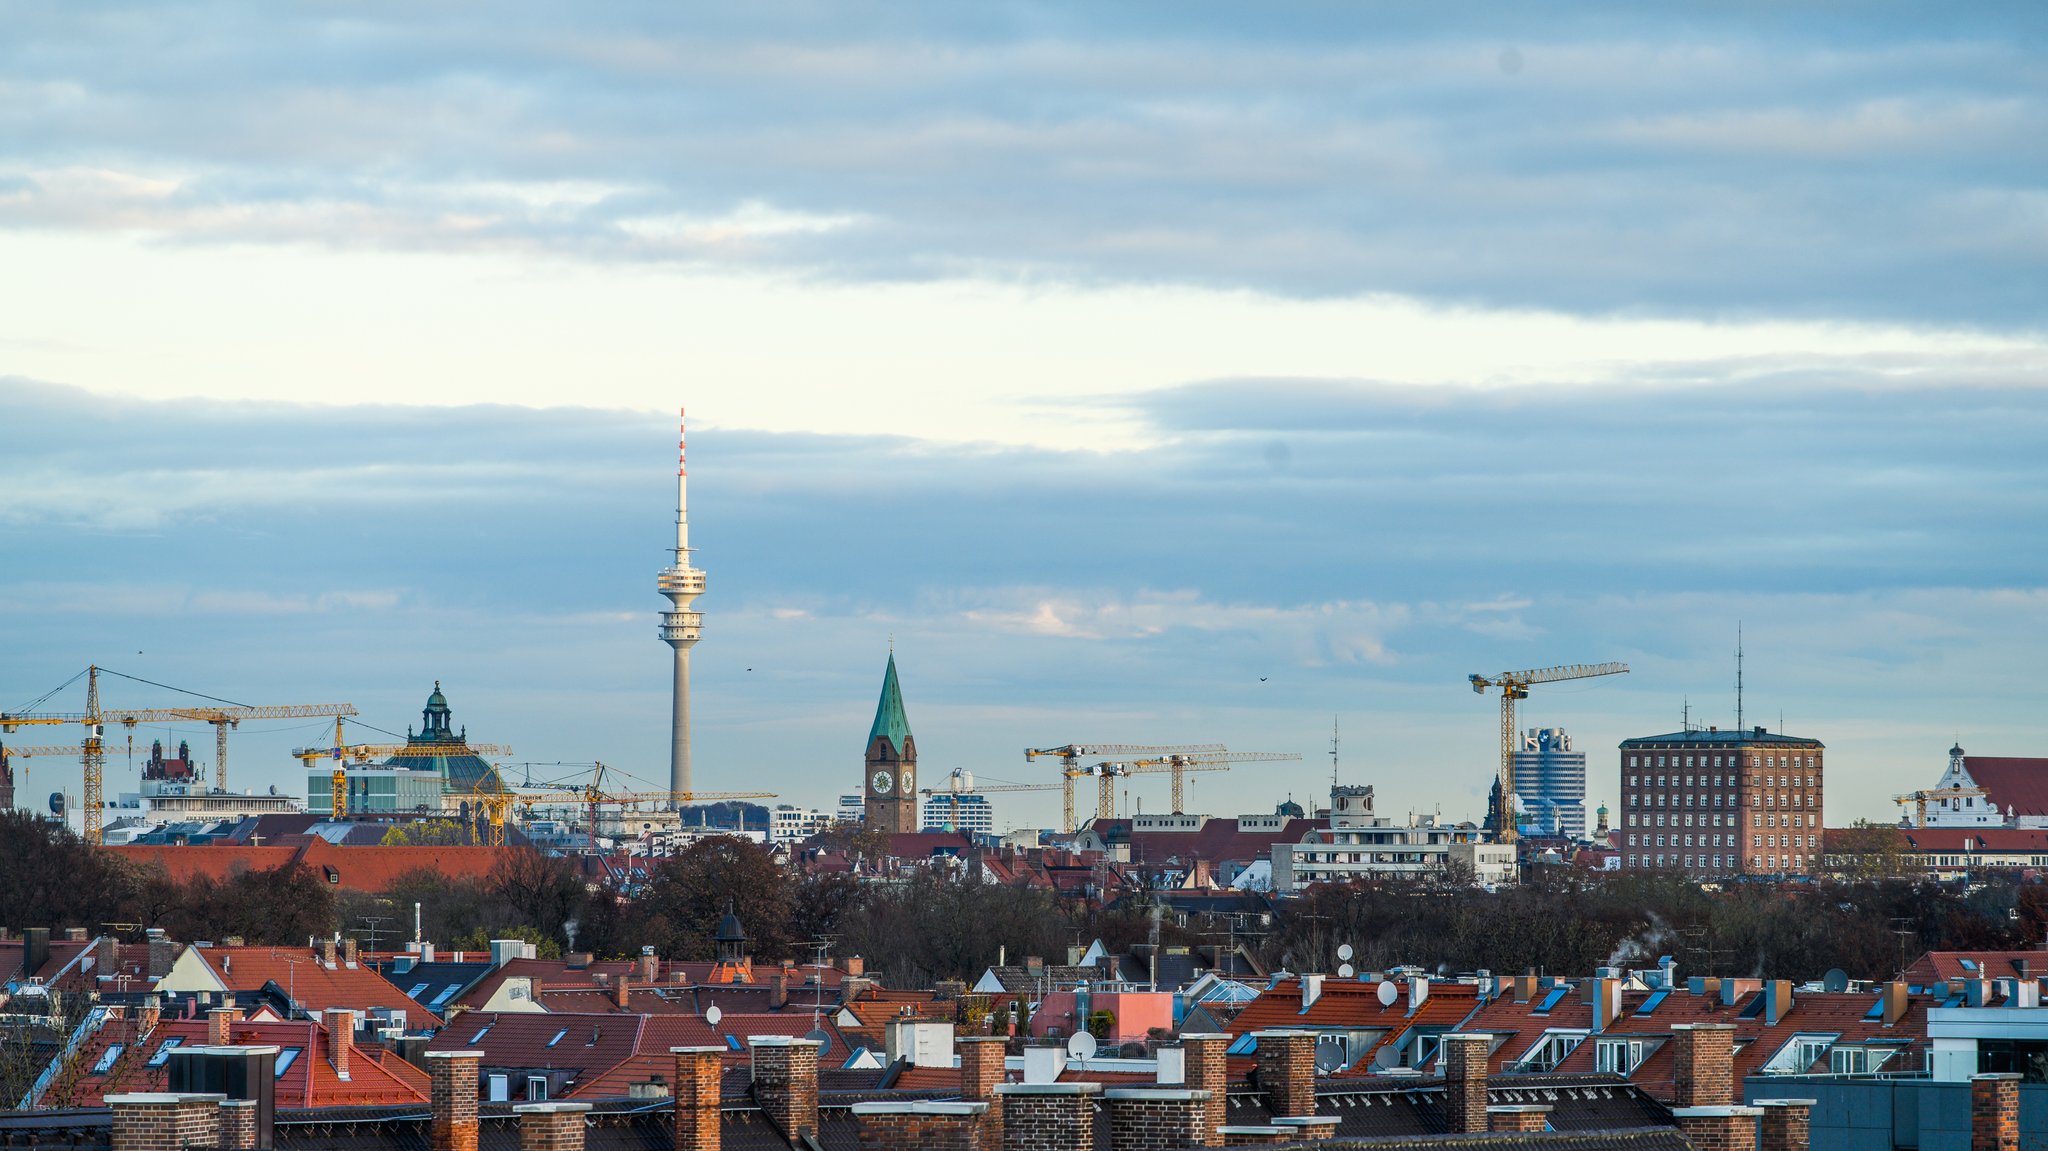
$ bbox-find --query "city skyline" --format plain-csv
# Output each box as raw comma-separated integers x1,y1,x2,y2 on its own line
3,4,2044,827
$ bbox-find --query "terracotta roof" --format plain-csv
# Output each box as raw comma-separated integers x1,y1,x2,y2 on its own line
1959,757,2048,820
1903,950,2048,984
108,839,507,891
61,1014,428,1108
1227,978,1481,1077
197,947,440,1024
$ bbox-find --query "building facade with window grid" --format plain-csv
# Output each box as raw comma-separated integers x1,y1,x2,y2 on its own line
1618,726,1825,876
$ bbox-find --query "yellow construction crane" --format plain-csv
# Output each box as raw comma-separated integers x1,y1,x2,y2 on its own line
292,718,512,819
1119,749,1305,814
1892,785,1989,828
1468,662,1629,844
1,666,356,845
520,763,775,851
1025,744,1224,833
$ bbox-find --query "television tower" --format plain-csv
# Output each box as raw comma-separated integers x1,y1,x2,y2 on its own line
658,408,706,801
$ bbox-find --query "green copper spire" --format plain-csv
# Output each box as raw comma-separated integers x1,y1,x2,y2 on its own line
868,652,913,756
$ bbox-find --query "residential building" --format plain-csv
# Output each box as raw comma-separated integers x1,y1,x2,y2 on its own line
1512,726,1587,839
1619,725,1825,875
922,791,993,836
1269,785,1515,889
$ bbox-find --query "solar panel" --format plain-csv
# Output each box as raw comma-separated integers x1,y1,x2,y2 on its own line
1637,990,1670,1016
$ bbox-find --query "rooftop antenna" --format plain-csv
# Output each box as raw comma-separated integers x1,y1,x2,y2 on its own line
1682,697,1690,733
1735,623,1745,732
1330,716,1340,790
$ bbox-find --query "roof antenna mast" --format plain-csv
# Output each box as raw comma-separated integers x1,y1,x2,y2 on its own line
1735,622,1744,732
1330,717,1340,791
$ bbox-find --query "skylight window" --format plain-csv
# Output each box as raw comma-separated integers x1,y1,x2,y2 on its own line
546,1029,568,1048
431,985,462,1007
1637,990,1670,1016
1863,998,1885,1020
724,1035,743,1052
274,1048,301,1078
1226,1034,1258,1056
470,1025,493,1043
407,983,431,998
1534,986,1569,1014
146,1038,184,1067
91,1045,125,1074
1960,959,1980,972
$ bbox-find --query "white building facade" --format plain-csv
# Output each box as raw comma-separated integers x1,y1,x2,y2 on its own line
1270,785,1517,889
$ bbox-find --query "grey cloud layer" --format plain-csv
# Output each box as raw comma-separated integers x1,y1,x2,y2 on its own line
2,4,2043,322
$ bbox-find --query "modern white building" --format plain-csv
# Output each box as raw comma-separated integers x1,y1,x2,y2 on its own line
770,804,837,843
922,791,994,836
1270,785,1516,889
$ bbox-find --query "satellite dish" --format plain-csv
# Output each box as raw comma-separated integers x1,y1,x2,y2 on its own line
804,1028,832,1054
1337,943,1354,962
1377,980,1398,1007
1066,1032,1098,1060
1338,964,1356,979
705,1005,723,1026
1823,968,1850,993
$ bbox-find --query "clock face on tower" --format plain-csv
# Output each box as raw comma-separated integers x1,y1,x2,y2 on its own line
900,769,914,794
871,770,893,795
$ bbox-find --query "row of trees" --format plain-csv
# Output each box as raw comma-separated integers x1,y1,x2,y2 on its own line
4,809,2044,986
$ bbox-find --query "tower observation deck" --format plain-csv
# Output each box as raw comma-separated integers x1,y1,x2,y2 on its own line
659,408,706,801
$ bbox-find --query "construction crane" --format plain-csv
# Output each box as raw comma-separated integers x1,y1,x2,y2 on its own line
519,763,774,852
1120,750,1305,814
1893,785,1989,829
292,718,512,819
1,666,356,845
1468,662,1629,844
1025,744,1225,833
920,768,1063,831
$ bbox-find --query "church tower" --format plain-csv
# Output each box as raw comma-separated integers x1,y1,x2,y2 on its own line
863,652,919,834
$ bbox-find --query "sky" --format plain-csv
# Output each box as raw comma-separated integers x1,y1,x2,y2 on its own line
2,2,2044,830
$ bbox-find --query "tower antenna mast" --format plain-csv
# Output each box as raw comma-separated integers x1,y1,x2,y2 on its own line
1735,623,1744,732
658,408,708,806
1330,717,1340,791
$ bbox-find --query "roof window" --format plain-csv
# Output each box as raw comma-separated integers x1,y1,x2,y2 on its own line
274,1048,302,1078
546,1029,568,1048
1636,990,1670,1016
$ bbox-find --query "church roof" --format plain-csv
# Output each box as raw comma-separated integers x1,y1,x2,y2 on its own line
868,654,912,756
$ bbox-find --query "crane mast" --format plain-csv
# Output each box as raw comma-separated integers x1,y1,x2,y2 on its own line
1468,662,1629,845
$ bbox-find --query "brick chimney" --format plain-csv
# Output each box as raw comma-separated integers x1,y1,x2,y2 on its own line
1673,1106,1762,1151
1759,1099,1814,1151
844,955,864,978
958,1036,1006,1149
670,1046,724,1151
138,995,162,1036
425,1050,484,1151
148,933,177,980
849,1101,987,1151
218,1099,260,1151
1253,1030,1316,1119
1670,1023,1737,1108
325,1009,354,1080
1179,1034,1229,1146
319,937,337,969
613,975,631,1011
210,1007,236,1047
514,1102,592,1151
769,969,789,1011
996,1083,1098,1151
1106,1088,1208,1149
342,938,360,968
641,948,660,984
1441,1033,1492,1135
108,1093,223,1151
1973,1073,2021,1151
748,1036,822,1144
97,935,119,975
1490,1105,1552,1133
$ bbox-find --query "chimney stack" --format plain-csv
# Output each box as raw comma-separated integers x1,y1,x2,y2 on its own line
845,955,865,978
108,1093,222,1151
996,1083,1099,1151
342,938,359,968
1883,981,1909,1026
97,935,119,976
769,969,789,1011
1760,1099,1814,1151
958,1036,1007,1149
1300,974,1324,1011
1670,1024,1737,1108
850,1101,988,1150
1253,1031,1317,1118
148,935,176,980
514,1103,592,1151
1674,1106,1763,1151
319,937,337,970
325,1009,353,1080
613,974,631,1011
425,1050,484,1151
1585,977,1621,1033
210,1008,236,1047
670,1046,724,1151
1973,1073,2021,1151
1441,1033,1492,1134
1765,980,1794,1026
640,947,660,985
218,1099,260,1151
1179,1034,1229,1146
138,995,162,1036
1490,1106,1552,1134
748,1036,822,1144
1105,1089,1209,1149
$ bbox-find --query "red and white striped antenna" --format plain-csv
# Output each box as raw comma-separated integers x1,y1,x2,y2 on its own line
677,407,688,477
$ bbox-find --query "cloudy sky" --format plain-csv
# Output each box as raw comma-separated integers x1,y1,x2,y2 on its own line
3,3,2044,829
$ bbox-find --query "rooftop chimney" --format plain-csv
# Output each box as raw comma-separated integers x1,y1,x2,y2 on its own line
1409,976,1430,1013
1441,1033,1492,1134
1671,1024,1737,1108
748,1036,822,1144
1180,1034,1229,1146
1253,1030,1317,1119
342,938,359,968
96,936,118,976
640,947,659,985
670,1046,724,1151
1765,980,1794,1026
1586,976,1621,1033
1883,981,1909,1026
514,1103,592,1151
318,937,337,970
108,1093,222,1151
1301,974,1324,1011
425,1050,483,1151
149,935,177,980
1973,1073,2021,1151
210,1007,236,1047
995,1083,1098,1151
326,1009,353,1081
1760,1098,1814,1151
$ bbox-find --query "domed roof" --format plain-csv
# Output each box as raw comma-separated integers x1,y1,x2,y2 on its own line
714,903,747,943
427,680,449,711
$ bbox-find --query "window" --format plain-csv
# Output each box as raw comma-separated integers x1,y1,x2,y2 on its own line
1766,1034,1838,1073
1596,1037,1646,1073
1828,1045,1895,1075
145,1038,184,1067
469,1024,493,1043
1534,986,1571,1014
430,985,462,1007
407,982,431,998
275,1048,302,1078
91,1045,125,1074
1517,1031,1587,1072
546,1029,568,1048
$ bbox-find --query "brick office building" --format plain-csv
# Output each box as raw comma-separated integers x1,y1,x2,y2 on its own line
1619,727,1825,875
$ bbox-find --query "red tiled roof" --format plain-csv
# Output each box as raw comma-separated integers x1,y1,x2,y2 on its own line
63,1014,428,1108
1903,950,2048,984
109,840,508,891
1224,978,1480,1078
1961,757,2048,820
197,947,440,1024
